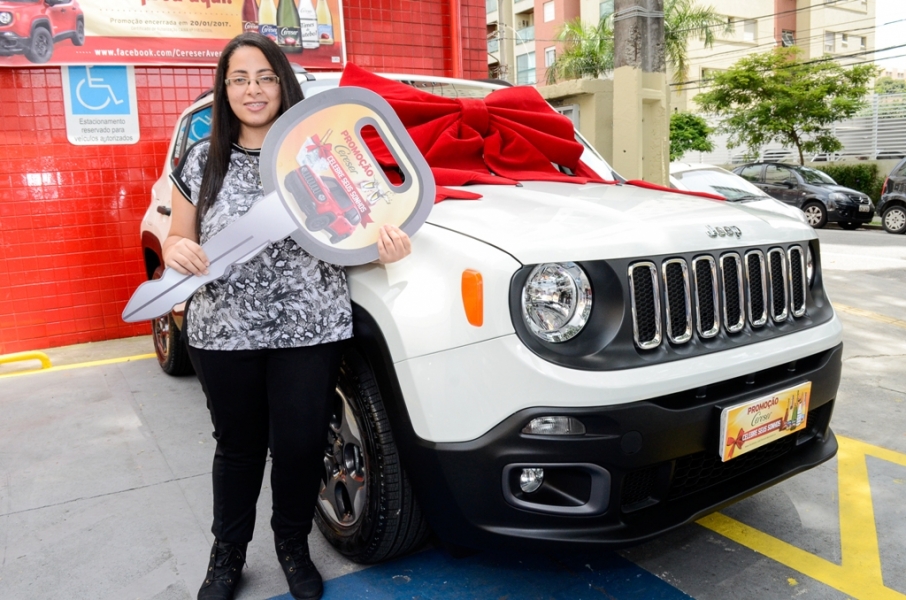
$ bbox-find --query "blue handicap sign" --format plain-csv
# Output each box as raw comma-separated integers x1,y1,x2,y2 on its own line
67,66,131,116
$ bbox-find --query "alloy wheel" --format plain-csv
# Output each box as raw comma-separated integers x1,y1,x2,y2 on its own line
884,207,906,233
318,388,367,528
804,205,824,227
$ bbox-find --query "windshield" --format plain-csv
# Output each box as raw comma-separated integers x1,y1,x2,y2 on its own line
673,167,770,201
797,167,837,185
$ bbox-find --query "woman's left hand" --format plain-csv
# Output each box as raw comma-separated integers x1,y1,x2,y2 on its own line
376,225,412,264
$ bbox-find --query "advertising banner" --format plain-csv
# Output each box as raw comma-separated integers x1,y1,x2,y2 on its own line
0,0,344,68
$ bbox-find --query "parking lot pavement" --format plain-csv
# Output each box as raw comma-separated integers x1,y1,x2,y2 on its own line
1,228,904,600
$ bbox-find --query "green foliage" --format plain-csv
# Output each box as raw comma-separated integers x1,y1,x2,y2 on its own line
876,76,906,95
546,0,726,85
695,47,879,165
545,17,614,84
813,163,884,203
670,112,714,160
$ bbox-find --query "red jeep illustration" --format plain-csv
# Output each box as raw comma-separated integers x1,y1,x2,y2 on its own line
284,165,362,244
0,0,84,64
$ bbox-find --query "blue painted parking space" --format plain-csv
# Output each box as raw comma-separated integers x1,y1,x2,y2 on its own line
268,548,690,600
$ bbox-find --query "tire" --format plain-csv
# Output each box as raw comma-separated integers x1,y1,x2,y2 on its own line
344,207,361,226
306,213,333,231
150,267,194,376
314,347,430,563
838,222,860,230
802,202,827,228
72,18,85,46
882,205,906,234
25,27,53,64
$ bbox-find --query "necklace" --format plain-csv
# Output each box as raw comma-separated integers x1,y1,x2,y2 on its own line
236,143,262,189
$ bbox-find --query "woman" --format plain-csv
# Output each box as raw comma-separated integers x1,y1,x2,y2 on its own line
164,33,411,600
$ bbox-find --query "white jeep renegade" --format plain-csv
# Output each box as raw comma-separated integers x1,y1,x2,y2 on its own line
139,71,843,563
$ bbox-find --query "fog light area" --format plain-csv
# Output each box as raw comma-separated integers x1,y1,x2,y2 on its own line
519,468,544,493
522,416,586,436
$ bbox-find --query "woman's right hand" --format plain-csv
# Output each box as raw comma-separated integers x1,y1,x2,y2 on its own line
164,237,210,276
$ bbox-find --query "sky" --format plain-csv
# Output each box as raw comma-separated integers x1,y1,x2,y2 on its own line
875,0,906,70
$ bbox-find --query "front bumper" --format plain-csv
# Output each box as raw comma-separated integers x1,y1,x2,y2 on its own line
0,31,29,55
828,203,874,223
403,343,841,552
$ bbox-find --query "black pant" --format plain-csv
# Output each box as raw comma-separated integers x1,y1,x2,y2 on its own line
188,342,343,544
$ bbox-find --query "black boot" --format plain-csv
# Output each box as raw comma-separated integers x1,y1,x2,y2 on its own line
197,539,247,600
275,534,323,600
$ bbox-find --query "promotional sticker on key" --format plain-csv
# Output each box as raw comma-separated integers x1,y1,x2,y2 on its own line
122,87,435,323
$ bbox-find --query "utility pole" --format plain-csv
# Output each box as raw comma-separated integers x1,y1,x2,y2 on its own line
612,0,669,184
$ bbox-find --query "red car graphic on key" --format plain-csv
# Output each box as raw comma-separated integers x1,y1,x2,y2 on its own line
0,0,85,64
284,164,362,245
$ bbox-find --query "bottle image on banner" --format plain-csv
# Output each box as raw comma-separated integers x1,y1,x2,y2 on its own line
241,0,259,34
298,0,320,50
277,0,302,53
258,0,278,42
316,0,334,45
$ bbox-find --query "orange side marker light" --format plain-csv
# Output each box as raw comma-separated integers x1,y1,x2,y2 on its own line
461,269,483,327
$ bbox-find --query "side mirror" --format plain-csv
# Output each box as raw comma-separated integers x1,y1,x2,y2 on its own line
784,181,795,189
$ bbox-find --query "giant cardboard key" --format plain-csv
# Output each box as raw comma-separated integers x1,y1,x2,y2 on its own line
122,87,435,323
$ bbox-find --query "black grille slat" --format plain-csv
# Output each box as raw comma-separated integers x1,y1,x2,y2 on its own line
621,466,658,508
629,263,660,349
663,260,691,344
768,249,788,322
693,257,719,338
789,247,806,317
721,254,745,333
746,252,767,327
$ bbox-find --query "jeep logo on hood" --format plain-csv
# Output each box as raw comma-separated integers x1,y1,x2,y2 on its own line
707,225,742,238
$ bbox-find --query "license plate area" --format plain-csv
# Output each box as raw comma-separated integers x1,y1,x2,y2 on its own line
719,382,811,462
859,204,870,212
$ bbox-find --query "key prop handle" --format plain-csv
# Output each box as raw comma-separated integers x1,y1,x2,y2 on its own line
260,86,435,266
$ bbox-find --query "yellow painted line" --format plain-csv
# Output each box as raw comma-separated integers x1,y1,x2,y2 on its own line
835,303,906,330
699,436,906,599
0,354,156,380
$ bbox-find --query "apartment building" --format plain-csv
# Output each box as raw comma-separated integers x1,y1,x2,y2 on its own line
487,0,876,109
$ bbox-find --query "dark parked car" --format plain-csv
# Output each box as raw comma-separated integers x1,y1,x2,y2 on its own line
734,162,875,229
878,157,906,234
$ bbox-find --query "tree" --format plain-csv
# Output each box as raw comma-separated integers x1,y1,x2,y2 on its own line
694,47,877,165
876,76,906,95
670,112,713,160
545,17,614,84
546,0,727,85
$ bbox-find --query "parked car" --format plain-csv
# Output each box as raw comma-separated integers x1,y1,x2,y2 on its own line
878,157,906,234
670,162,809,224
733,162,874,229
0,0,84,64
139,71,843,562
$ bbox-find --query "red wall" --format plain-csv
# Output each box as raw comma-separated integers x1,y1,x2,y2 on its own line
0,0,487,355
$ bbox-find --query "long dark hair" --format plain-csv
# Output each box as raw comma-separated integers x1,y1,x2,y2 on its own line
195,33,304,239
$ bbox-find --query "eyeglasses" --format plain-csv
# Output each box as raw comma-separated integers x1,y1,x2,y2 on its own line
224,75,281,89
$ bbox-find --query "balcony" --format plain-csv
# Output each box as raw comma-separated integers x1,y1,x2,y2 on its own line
515,25,534,44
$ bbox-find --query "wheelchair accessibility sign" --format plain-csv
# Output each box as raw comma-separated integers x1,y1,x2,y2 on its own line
62,66,140,145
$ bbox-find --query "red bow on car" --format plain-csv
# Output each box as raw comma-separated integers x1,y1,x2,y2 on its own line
339,64,606,194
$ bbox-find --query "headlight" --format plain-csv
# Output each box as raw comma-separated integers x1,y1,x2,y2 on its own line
828,192,848,206
0,12,12,25
521,262,592,343
806,246,815,286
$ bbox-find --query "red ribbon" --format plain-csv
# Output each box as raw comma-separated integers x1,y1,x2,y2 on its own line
339,64,606,193
305,133,333,159
726,428,746,458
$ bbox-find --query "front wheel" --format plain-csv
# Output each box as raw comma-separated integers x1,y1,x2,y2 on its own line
882,205,906,234
25,27,53,64
802,202,827,228
72,18,85,46
150,267,194,376
314,347,430,563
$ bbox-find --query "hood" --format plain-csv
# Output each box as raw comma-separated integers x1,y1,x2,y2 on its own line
426,181,815,264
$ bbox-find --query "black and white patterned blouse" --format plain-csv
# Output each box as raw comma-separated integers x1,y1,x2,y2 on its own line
171,140,353,351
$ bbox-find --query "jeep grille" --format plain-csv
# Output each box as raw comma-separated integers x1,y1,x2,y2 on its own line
628,244,810,350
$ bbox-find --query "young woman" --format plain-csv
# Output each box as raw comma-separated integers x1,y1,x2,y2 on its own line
164,33,411,600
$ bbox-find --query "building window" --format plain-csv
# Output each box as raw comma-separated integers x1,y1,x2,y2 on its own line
701,67,723,82
781,30,795,47
825,32,835,53
486,0,497,14
545,46,556,67
600,0,615,18
860,36,867,50
543,1,555,22
743,19,756,42
841,33,849,48
516,52,536,85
